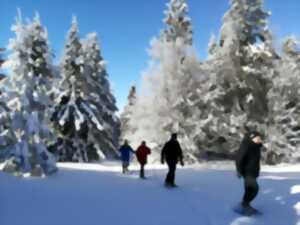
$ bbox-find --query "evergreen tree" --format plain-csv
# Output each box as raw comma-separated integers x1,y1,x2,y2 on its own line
130,0,202,162
81,32,120,159
1,13,57,176
120,85,137,142
267,37,300,163
52,18,120,162
193,0,277,157
220,0,274,124
52,17,90,162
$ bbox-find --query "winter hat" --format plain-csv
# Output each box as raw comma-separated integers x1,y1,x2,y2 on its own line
249,131,261,139
171,133,178,139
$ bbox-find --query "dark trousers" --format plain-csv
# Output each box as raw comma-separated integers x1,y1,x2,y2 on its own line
140,164,145,178
122,161,129,174
242,176,259,206
165,161,177,185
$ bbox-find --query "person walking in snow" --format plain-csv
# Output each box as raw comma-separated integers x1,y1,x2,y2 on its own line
235,131,263,215
136,141,151,179
119,140,135,174
161,133,184,187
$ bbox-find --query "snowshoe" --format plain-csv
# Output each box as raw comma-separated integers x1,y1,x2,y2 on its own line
165,182,178,188
233,205,261,216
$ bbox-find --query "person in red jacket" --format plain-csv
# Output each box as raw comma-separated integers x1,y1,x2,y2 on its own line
136,141,151,179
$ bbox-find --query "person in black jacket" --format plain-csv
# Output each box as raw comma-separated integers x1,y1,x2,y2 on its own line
236,131,263,213
161,133,184,187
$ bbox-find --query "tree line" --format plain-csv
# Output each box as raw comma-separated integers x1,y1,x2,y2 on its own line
121,0,300,165
0,12,120,175
0,0,299,177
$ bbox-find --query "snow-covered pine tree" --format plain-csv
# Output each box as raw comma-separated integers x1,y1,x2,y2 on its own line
81,32,120,159
267,37,300,163
194,0,277,158
219,0,275,125
1,12,57,176
120,85,137,143
130,0,202,162
52,18,119,162
52,17,90,162
157,0,198,158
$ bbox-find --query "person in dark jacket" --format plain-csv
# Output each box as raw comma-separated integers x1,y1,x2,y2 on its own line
161,133,184,187
119,140,135,174
236,131,263,213
136,141,151,179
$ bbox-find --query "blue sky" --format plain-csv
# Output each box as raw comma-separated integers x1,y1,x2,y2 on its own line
1,0,300,112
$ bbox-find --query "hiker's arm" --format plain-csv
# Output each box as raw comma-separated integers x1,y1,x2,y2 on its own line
161,145,166,164
236,141,248,177
177,143,184,165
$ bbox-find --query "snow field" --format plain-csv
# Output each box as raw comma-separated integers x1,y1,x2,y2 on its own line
1,162,300,225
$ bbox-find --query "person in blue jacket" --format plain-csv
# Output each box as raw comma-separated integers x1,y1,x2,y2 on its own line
119,140,135,174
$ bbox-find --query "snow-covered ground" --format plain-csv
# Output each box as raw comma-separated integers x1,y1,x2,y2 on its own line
1,162,300,225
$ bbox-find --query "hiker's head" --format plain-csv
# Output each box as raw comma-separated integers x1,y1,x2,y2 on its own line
141,141,146,146
249,131,262,144
124,139,129,145
171,133,178,140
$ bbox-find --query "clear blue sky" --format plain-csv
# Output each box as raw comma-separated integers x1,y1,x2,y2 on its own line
1,0,300,112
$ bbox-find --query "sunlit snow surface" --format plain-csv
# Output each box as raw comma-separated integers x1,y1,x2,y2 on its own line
1,162,300,225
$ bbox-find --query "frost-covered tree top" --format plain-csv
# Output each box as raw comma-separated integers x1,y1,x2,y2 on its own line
6,12,53,110
120,85,137,142
127,85,136,106
121,85,136,121
162,0,193,45
282,37,300,57
277,37,300,88
281,37,300,82
60,17,83,90
220,0,270,49
81,32,118,114
217,0,276,89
